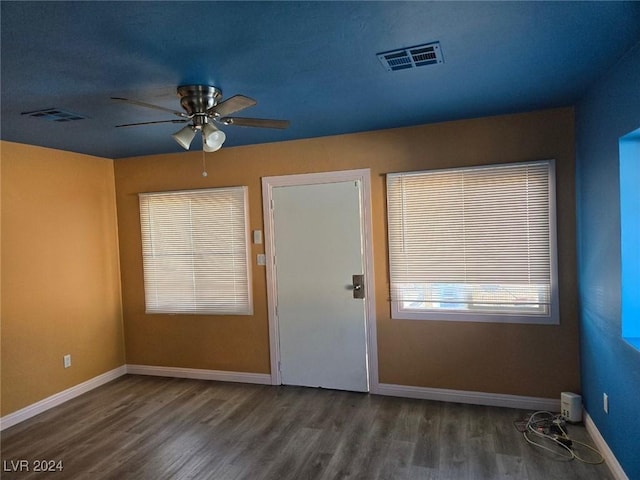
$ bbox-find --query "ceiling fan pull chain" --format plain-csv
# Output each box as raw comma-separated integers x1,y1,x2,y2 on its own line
201,147,208,177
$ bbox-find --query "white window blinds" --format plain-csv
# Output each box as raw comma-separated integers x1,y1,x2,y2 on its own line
386,160,558,324
139,187,252,315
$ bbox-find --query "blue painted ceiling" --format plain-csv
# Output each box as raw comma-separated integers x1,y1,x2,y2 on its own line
2,1,639,159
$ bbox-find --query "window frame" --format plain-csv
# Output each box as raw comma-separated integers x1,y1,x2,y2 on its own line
138,186,253,316
619,130,640,350
386,159,560,325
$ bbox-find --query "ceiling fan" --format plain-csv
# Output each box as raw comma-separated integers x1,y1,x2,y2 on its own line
111,85,290,152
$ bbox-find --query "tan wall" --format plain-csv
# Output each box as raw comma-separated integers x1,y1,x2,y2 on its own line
1,141,125,416
115,107,579,398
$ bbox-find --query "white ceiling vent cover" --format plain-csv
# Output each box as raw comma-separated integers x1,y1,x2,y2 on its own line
377,42,443,72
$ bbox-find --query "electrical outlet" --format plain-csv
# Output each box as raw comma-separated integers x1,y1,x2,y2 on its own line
63,354,71,369
603,392,609,414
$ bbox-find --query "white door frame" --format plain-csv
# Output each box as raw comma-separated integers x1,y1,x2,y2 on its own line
261,169,378,389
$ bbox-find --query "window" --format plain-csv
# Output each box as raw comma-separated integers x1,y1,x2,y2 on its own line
386,160,558,324
619,128,640,350
139,187,252,315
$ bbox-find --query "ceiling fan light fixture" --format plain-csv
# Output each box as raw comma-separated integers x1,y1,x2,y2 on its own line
172,125,196,150
201,122,219,138
203,129,226,152
201,122,226,152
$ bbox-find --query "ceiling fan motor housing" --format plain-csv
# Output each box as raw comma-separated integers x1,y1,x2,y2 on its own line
177,85,222,119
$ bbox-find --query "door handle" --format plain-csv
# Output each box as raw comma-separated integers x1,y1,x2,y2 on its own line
352,274,365,299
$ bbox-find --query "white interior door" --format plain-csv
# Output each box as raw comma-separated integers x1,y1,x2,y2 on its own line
268,177,369,392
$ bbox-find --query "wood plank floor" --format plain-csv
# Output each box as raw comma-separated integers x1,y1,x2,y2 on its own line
1,375,613,480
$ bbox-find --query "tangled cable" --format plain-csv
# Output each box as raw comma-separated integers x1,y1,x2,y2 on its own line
514,411,604,464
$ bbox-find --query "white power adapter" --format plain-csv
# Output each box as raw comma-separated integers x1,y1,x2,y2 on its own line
561,392,582,423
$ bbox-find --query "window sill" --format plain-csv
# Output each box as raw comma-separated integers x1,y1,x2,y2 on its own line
391,307,559,325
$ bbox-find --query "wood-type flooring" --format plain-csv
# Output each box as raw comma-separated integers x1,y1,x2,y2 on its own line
1,375,613,480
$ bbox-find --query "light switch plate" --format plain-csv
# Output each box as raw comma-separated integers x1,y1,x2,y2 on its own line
253,230,263,244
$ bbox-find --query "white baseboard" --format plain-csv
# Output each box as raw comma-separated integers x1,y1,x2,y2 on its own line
373,382,560,411
0,366,563,433
126,364,272,385
0,365,127,431
584,411,629,480
1,365,271,431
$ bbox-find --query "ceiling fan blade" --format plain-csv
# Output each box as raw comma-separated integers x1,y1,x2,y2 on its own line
111,96,188,118
115,119,188,128
210,95,257,117
220,117,290,129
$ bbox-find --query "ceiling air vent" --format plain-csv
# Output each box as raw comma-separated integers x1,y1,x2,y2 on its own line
21,108,87,122
377,41,443,72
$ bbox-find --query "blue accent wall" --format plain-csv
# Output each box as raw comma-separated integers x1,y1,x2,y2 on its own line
576,41,640,479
